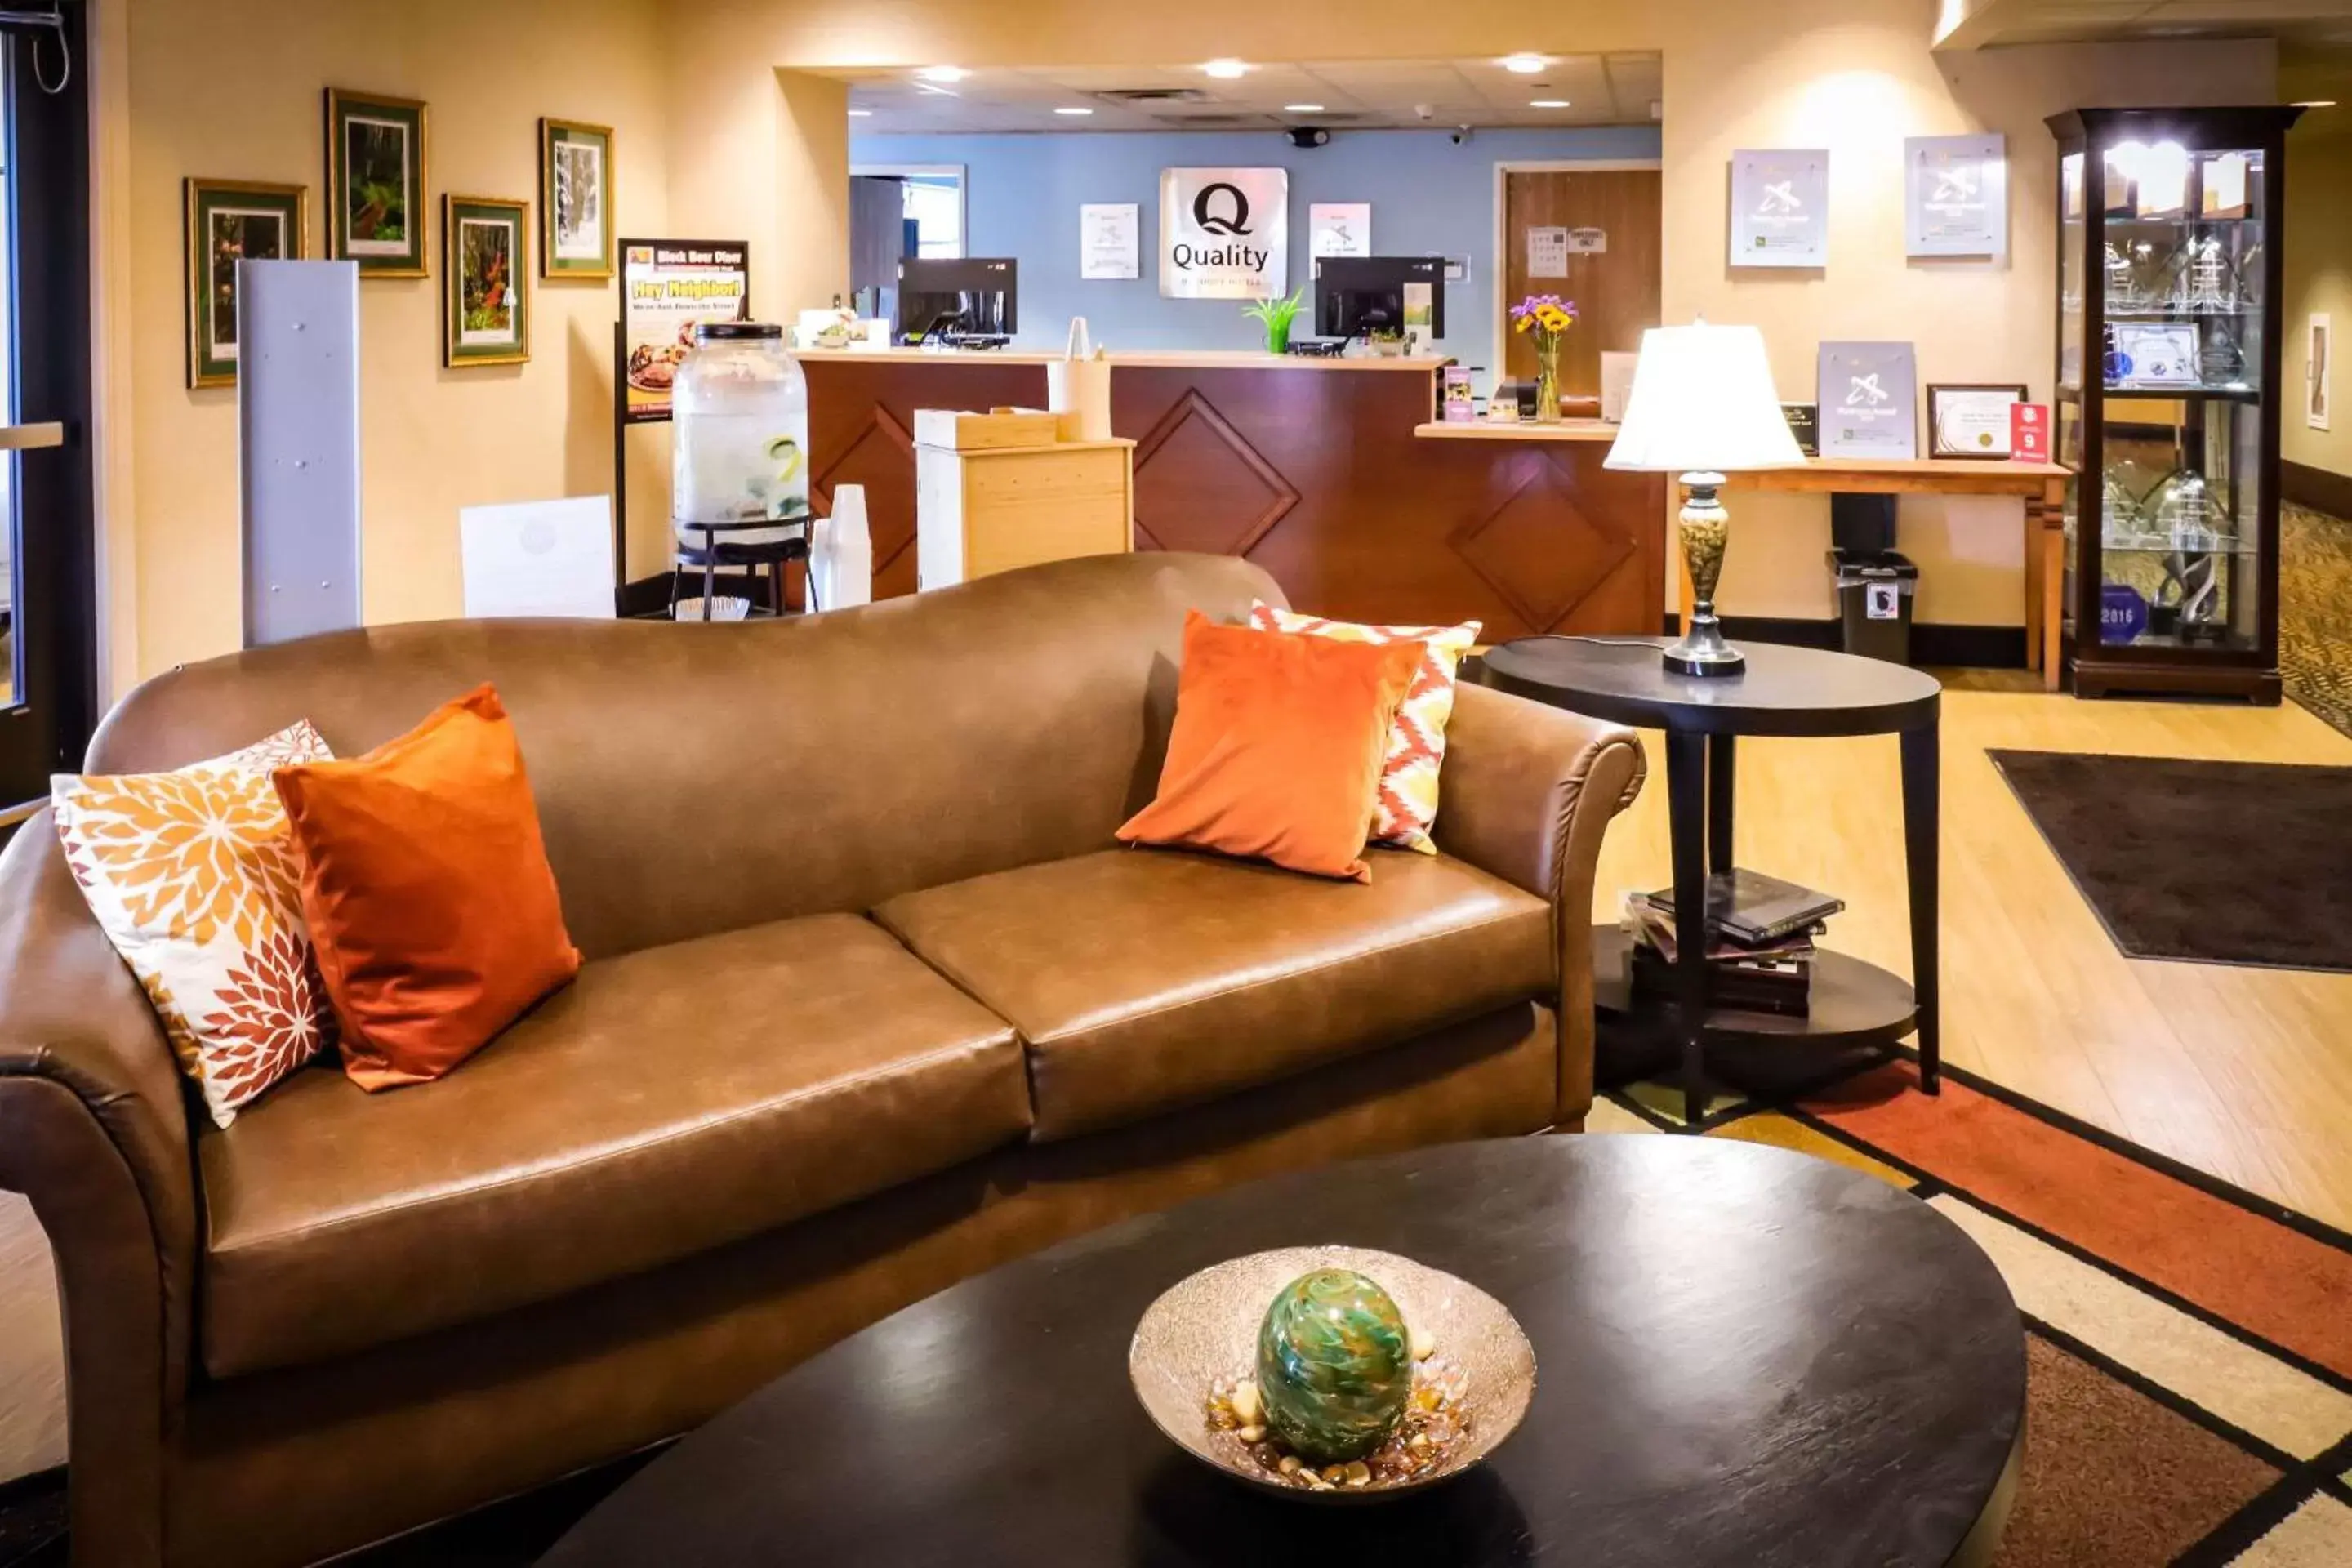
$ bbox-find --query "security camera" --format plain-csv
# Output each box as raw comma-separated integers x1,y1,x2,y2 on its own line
1286,126,1330,149
1450,126,1474,145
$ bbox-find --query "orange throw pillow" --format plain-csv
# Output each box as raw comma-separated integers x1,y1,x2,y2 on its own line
1117,611,1424,882
273,684,581,1090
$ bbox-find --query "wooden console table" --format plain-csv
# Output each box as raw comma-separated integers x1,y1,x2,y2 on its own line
1712,458,2073,690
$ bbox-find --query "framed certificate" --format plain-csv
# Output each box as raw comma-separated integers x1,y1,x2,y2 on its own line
2110,322,2200,388
1927,383,2027,459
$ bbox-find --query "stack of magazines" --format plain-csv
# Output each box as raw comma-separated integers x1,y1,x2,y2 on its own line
1624,870,1844,1017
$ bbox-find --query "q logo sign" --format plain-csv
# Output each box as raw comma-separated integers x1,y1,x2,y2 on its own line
1192,182,1252,235
1160,167,1288,300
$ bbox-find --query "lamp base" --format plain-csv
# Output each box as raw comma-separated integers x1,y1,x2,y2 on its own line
1664,617,1747,678
1668,471,1745,678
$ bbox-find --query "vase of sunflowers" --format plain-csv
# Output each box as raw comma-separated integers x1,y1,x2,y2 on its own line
1510,294,1578,422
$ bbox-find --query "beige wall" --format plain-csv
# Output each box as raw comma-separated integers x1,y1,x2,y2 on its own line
2283,119,2351,484
1668,31,2274,620
661,0,2274,626
118,0,674,683
98,0,2283,686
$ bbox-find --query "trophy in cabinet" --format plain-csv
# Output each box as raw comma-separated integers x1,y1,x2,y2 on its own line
2154,474,2224,640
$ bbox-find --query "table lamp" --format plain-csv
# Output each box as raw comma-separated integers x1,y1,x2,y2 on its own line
1605,320,1804,677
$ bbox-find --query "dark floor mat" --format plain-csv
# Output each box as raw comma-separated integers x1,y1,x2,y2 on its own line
1990,749,2352,972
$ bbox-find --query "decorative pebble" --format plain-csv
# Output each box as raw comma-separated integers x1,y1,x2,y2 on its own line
1410,1326,1436,1362
1203,1351,1475,1493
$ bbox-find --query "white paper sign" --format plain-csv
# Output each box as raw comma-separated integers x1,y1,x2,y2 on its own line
1160,167,1289,300
1600,351,1638,423
460,497,615,619
1080,203,1139,281
1566,226,1607,254
1526,225,1570,278
1308,203,1371,260
1904,134,2007,259
1730,149,1829,269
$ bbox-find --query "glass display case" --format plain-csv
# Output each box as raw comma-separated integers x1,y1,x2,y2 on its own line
2048,105,2303,702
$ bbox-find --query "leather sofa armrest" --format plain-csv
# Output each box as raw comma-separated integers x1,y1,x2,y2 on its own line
0,809,194,1559
1433,681,1646,1128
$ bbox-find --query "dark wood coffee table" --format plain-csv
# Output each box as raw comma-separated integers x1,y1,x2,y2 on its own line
540,1136,2023,1568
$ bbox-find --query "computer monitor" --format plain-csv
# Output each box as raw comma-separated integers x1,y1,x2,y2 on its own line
1315,256,1446,342
895,257,1018,342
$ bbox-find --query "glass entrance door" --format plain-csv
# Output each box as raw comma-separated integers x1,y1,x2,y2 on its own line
0,15,96,815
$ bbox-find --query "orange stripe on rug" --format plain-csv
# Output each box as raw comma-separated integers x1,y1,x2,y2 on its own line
1802,1061,2352,1382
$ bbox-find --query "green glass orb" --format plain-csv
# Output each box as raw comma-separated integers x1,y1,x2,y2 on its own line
1254,1268,1414,1463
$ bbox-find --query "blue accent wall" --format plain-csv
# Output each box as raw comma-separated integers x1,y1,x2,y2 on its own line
849,127,1661,368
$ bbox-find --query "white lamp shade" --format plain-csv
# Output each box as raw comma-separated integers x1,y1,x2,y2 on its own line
1604,321,1805,474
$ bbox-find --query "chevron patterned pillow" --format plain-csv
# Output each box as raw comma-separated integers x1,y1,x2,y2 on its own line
1249,603,1481,855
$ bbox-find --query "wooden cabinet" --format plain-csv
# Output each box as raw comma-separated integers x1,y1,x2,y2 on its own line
2048,105,2305,702
915,437,1135,590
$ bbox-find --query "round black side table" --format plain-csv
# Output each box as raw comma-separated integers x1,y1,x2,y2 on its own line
1480,636,1942,1126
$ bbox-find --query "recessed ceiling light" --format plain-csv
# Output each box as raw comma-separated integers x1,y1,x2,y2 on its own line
1530,99,1571,109
1054,106,1094,115
1285,103,1325,113
915,65,968,83
848,108,873,118
1502,53,1547,74
1203,59,1250,79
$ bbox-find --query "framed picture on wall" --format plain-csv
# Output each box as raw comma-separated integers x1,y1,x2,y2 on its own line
2311,314,2333,433
540,118,616,279
182,178,307,389
443,195,530,368
325,87,429,276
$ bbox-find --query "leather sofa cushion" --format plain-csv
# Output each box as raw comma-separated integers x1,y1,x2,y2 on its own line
198,914,1030,1379
875,849,1552,1143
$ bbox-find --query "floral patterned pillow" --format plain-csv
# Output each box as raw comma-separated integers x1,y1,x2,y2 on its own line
53,721,337,1128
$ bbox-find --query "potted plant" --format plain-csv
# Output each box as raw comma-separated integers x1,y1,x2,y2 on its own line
1244,288,1306,355
1365,327,1406,359
1509,294,1579,422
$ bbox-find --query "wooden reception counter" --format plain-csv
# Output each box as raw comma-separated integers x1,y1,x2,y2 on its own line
798,348,1665,639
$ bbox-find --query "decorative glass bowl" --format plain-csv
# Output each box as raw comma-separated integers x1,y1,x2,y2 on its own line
1129,1245,1535,1504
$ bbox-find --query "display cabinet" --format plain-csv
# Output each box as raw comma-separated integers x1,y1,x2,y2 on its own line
2048,105,2304,702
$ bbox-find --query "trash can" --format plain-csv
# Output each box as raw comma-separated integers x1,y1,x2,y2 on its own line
1830,549,1918,665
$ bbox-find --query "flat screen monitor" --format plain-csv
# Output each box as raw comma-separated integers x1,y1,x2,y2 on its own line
896,256,1018,341
1315,256,1446,342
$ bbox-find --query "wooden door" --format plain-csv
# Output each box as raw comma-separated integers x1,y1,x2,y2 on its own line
1499,168,1662,395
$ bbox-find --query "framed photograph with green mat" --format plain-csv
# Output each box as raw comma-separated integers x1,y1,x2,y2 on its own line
443,195,530,368
325,87,428,277
540,118,615,279
183,178,306,388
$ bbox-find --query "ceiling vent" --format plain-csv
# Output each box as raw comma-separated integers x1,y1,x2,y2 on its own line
1094,87,1217,105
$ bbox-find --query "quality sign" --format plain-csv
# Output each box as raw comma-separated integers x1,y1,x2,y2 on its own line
1160,167,1290,301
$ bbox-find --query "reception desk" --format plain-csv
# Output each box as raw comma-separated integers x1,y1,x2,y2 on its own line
797,348,1665,639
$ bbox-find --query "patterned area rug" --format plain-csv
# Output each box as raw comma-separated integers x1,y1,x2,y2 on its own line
2283,501,2352,740
1593,1052,2352,1567
8,1061,2350,1567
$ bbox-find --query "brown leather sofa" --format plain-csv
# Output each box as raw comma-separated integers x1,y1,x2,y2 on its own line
0,553,1643,1567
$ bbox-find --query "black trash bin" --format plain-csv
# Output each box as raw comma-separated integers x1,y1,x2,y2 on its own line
1830,548,1918,665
